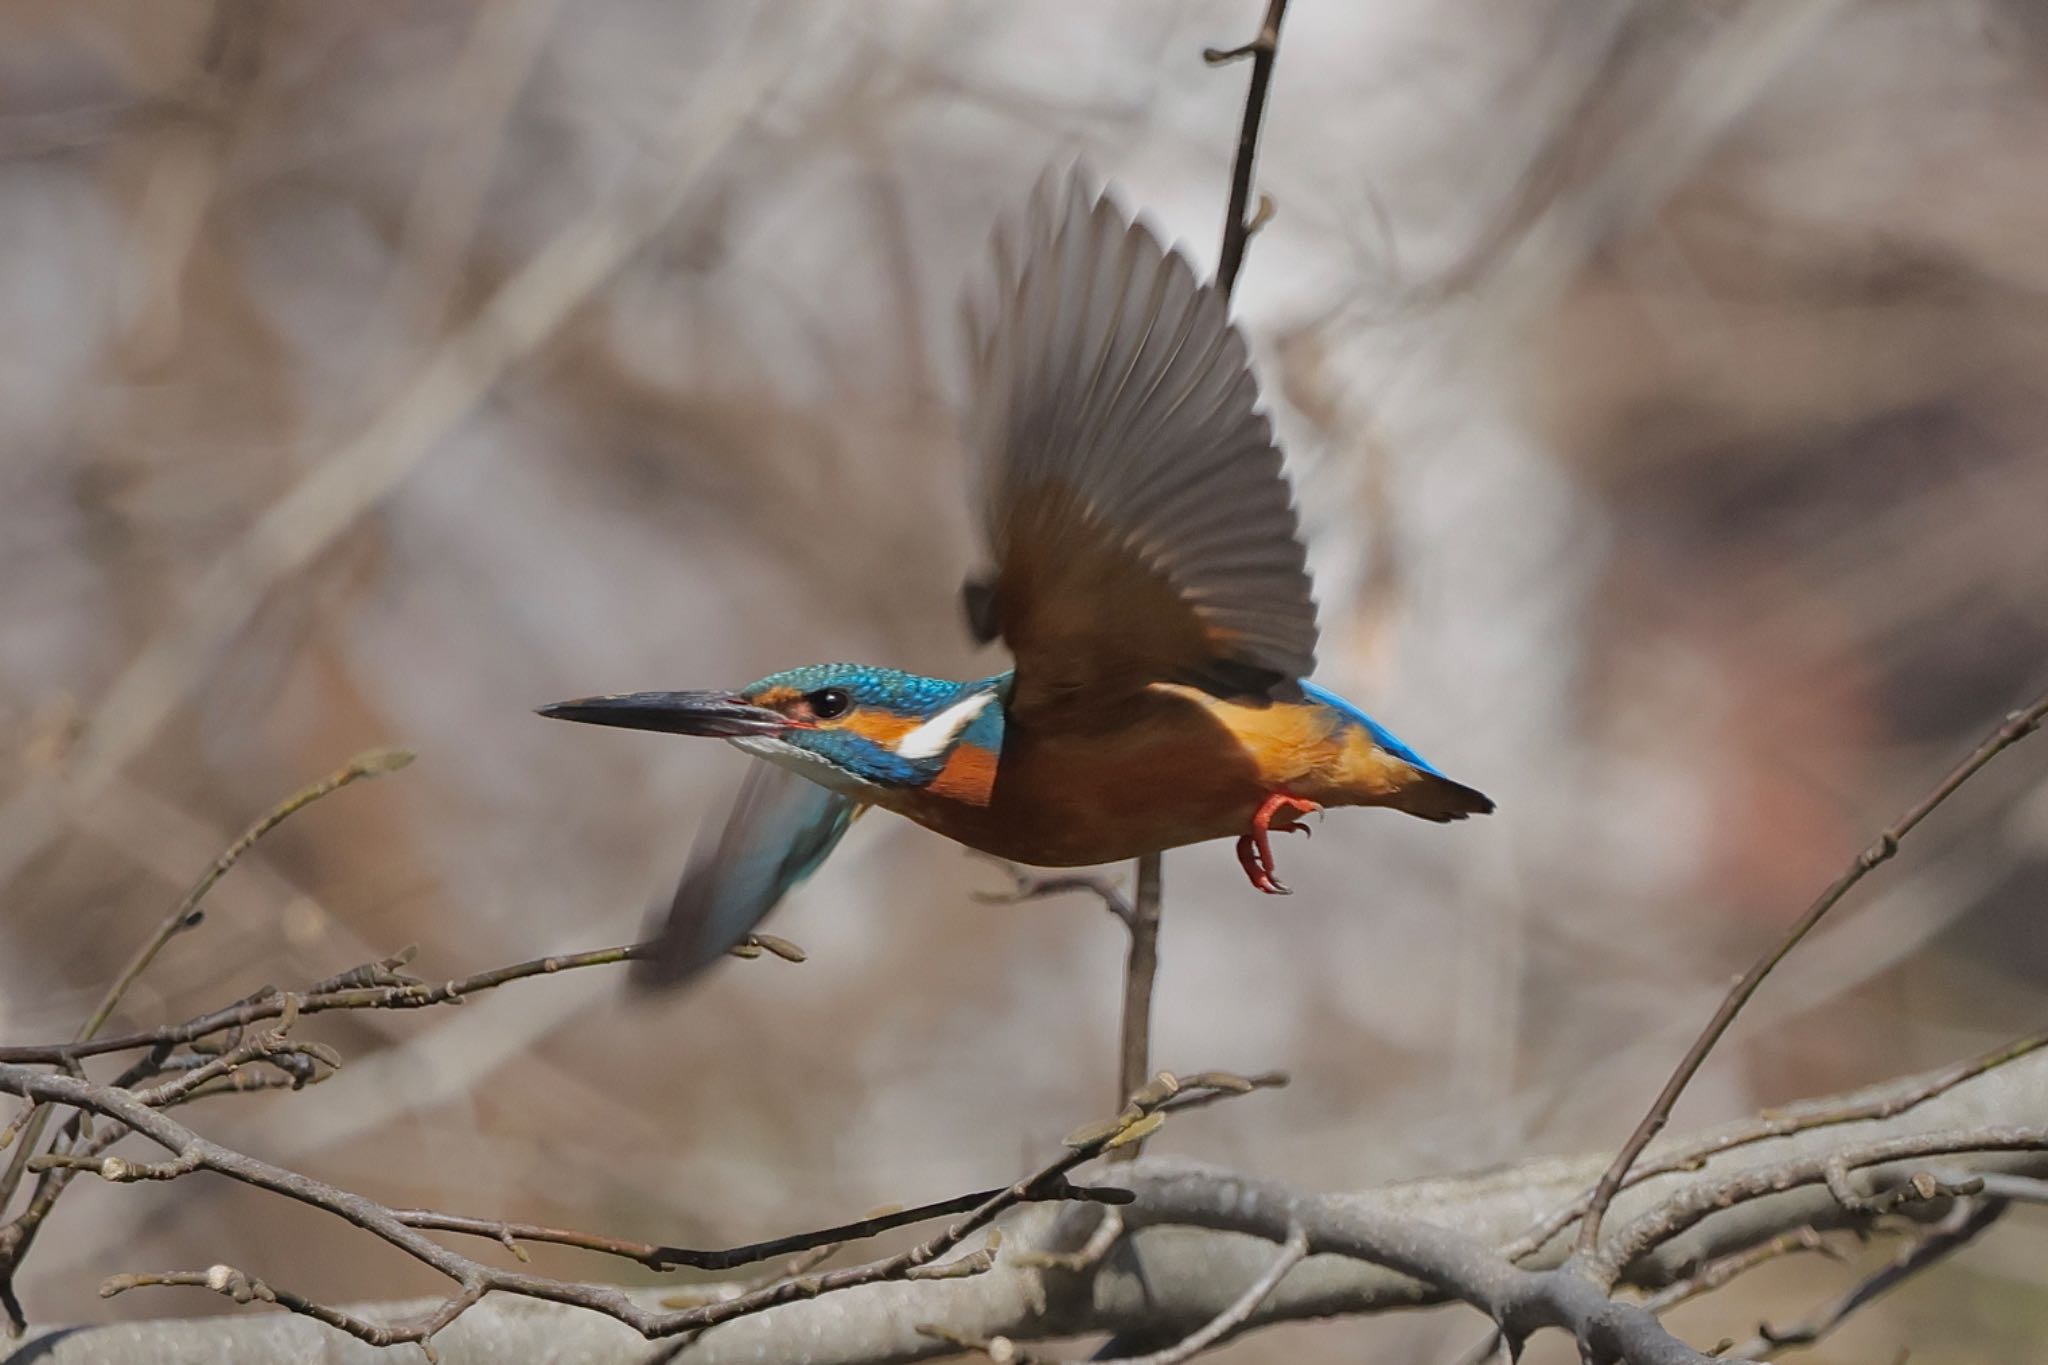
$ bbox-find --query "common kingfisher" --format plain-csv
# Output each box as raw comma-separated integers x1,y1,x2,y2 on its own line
542,171,1493,987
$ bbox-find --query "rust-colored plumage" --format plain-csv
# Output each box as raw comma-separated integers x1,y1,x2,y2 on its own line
541,170,1491,988
889,685,1486,869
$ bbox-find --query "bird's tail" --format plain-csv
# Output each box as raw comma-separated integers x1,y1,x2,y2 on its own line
1388,771,1496,823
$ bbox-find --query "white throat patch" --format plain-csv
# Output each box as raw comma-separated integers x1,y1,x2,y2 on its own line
894,690,995,760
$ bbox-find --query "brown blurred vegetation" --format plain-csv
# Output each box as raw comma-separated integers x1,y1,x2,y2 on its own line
3,2,2047,1359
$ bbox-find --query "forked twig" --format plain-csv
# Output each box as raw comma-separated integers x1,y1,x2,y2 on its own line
0,751,412,1332
922,1220,1308,1365
0,1062,1278,1353
1727,1198,2006,1360
1575,689,2048,1256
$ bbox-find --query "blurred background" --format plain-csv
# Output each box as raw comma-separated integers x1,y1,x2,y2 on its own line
3,1,2048,1359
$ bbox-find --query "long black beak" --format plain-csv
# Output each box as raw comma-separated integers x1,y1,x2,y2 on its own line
536,691,788,738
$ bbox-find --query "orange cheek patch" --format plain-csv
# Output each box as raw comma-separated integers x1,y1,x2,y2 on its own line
844,710,921,745
929,743,998,806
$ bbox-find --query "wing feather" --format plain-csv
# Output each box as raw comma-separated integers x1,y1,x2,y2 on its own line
963,169,1318,718
629,762,858,991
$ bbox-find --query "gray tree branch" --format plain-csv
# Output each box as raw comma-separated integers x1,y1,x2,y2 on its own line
11,1044,2042,1365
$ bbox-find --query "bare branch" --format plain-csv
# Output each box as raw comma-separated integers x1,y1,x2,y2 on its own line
1208,0,1290,298
975,867,1136,931
1636,1227,1834,1316
0,752,410,1333
389,1178,1130,1275
1577,687,2048,1255
1114,855,1164,1127
14,1035,2048,1363
923,1221,1309,1365
88,749,414,1045
1503,1027,2048,1262
0,1060,1276,1353
1725,1199,2006,1360
0,753,406,1195
0,944,654,1065
1112,0,1295,1155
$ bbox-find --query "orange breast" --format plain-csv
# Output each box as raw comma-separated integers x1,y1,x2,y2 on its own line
881,684,1430,867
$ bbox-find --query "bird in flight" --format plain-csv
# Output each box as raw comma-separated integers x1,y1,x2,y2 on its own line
542,170,1492,987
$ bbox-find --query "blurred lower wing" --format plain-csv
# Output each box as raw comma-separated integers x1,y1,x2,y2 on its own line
630,761,860,991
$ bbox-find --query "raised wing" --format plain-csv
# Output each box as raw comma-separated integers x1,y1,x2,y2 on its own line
629,761,859,991
962,169,1318,719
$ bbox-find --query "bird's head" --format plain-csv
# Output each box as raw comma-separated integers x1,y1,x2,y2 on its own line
539,664,1007,804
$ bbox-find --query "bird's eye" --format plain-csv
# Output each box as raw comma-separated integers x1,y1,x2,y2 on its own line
807,688,851,720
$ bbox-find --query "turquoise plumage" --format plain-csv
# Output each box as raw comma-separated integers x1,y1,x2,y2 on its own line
542,170,1492,989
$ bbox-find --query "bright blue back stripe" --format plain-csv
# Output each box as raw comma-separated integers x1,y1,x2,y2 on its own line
1300,680,1441,776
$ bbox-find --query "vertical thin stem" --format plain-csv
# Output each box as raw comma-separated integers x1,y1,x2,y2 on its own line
1211,0,1290,300
1114,853,1165,1119
1111,0,1291,1151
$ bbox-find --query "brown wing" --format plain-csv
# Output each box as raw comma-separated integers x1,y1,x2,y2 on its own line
961,168,1318,721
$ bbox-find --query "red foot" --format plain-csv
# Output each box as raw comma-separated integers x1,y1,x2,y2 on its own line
1235,793,1322,895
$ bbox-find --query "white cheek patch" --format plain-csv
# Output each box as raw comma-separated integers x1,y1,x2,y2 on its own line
730,734,866,796
894,690,995,760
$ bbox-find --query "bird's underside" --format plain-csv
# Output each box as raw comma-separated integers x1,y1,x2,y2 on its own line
886,681,1489,882
540,170,1493,986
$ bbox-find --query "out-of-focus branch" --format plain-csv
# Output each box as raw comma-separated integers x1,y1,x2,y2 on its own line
0,749,805,1337
974,869,1135,930
0,11,799,905
921,1220,1309,1365
0,935,800,1333
1576,687,2048,1254
79,750,414,1048
388,1175,1133,1276
16,1040,2045,1364
1502,1026,2048,1262
0,943,666,1067
0,1058,1277,1355
1726,1198,2006,1360
0,750,411,1333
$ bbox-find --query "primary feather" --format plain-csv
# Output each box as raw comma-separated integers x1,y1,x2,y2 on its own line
566,170,1492,994
630,761,858,990
963,168,1319,717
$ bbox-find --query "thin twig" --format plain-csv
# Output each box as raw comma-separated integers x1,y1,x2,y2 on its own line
1969,1172,2048,1205
0,943,655,1064
1112,0,1294,1163
0,1063,1272,1351
922,1220,1308,1365
1114,853,1165,1133
1207,0,1288,298
1726,1198,2006,1360
976,868,1136,930
1575,689,2048,1256
0,930,802,1334
0,751,410,1331
1014,1206,1123,1275
87,749,412,1046
1637,1227,1833,1315
1597,1127,2046,1279
658,1241,843,1308
1502,1027,2048,1262
391,1178,1130,1274
1095,1221,1305,1365
1821,1163,1980,1218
